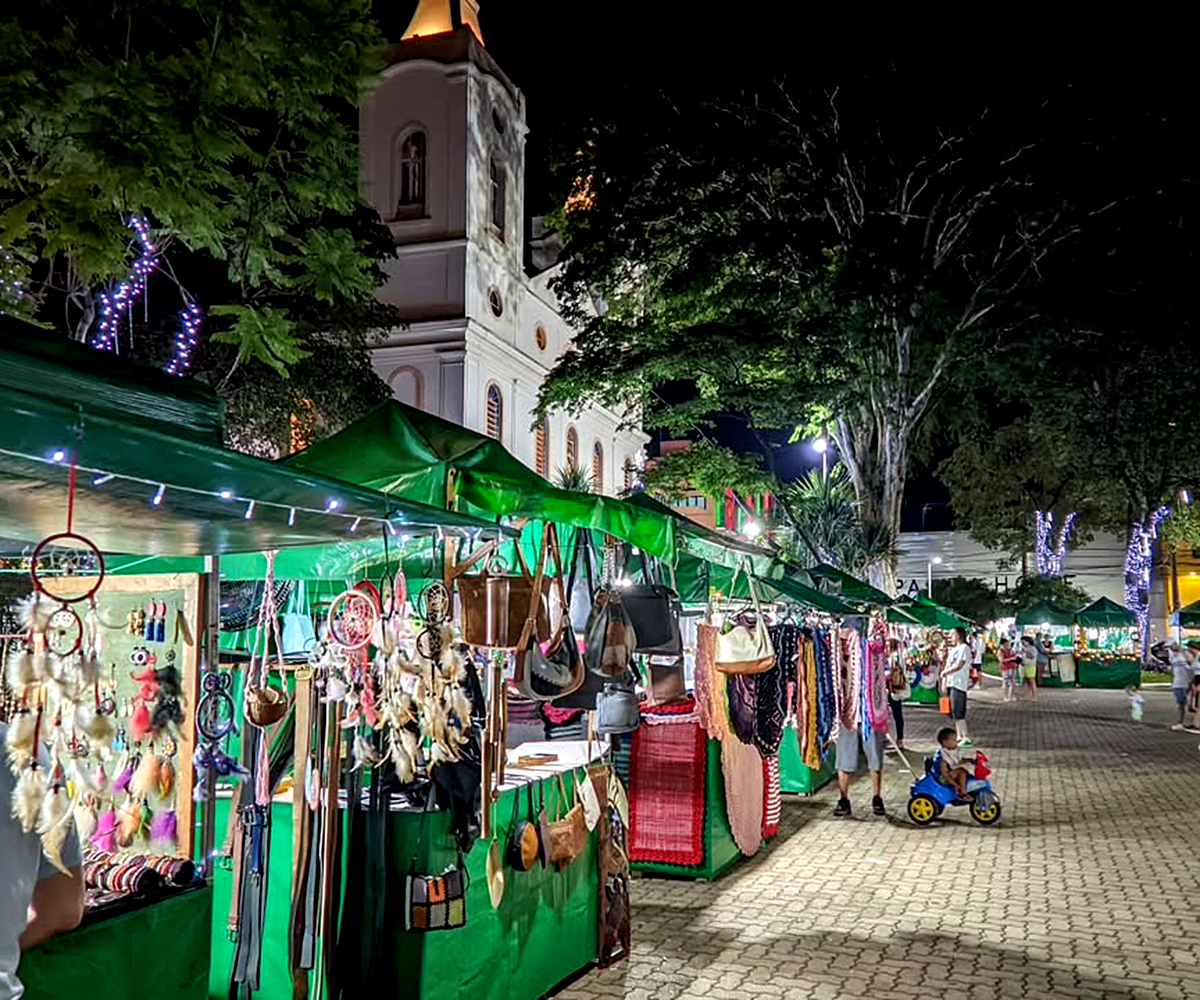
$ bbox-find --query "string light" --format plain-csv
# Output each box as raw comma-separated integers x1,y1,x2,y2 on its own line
288,508,296,527
219,490,234,500
152,484,166,506
244,500,256,520
51,449,66,463
92,474,114,486
326,499,340,512
349,517,361,533
1034,510,1077,577
91,216,156,353
166,301,203,377
1124,506,1169,657
0,244,28,316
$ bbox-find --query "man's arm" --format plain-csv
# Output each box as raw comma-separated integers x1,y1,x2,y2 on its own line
20,866,84,951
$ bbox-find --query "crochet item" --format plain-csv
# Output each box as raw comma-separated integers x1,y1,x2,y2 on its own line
814,629,836,746
727,674,757,745
761,755,781,838
721,736,763,857
754,625,791,757
628,715,706,866
694,624,729,742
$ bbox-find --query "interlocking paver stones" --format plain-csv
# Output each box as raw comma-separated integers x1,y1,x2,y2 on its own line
554,684,1199,999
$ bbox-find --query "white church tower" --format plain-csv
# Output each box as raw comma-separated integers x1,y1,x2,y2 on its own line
359,0,646,495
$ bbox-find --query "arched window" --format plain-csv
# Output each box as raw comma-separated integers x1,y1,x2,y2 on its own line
565,426,579,470
395,130,426,219
387,365,425,409
592,441,604,492
535,418,549,477
485,383,503,441
489,156,506,241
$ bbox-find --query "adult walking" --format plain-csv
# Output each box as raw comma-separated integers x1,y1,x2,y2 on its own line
970,631,986,689
886,638,910,751
1168,641,1198,732
1018,635,1039,700
942,626,974,748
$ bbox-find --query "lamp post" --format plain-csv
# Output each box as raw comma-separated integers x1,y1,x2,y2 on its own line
927,555,942,598
812,437,828,479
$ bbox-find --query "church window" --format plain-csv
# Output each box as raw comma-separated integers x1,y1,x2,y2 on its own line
566,426,579,470
535,323,547,352
395,130,426,219
592,441,604,491
488,287,504,317
489,156,506,240
535,418,550,477
485,382,503,441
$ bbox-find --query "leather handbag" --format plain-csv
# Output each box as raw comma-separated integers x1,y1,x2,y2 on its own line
621,552,683,654
585,590,637,677
451,539,551,649
714,566,775,675
405,794,468,932
514,524,585,701
546,773,588,870
505,781,540,872
595,677,641,735
648,655,687,705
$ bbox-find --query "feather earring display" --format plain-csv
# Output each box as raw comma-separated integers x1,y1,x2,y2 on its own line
91,810,117,853
37,780,73,876
130,702,152,744
157,757,175,799
90,762,109,794
6,645,34,692
112,756,135,794
150,809,177,849
73,795,98,842
75,701,114,743
130,752,161,799
116,802,141,848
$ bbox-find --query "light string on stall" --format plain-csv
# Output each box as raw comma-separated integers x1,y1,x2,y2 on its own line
1,443,409,536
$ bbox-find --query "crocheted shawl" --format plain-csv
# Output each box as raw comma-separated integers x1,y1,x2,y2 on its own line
720,736,763,856
814,629,836,747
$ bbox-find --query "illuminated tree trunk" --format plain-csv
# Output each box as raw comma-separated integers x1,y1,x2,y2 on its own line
1034,510,1077,577
1125,507,1169,658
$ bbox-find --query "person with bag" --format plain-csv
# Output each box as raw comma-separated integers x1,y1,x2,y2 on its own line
941,626,974,748
885,638,910,751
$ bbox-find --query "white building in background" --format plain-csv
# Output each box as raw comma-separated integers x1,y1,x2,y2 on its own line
358,0,646,495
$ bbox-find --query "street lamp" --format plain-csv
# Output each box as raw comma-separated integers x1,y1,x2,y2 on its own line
743,519,763,540
811,437,828,479
926,554,945,593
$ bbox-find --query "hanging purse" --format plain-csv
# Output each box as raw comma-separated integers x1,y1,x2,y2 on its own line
714,564,775,675
451,538,551,649
647,655,687,705
595,677,641,735
584,542,638,677
546,773,588,869
246,553,290,726
505,781,540,872
405,793,468,932
513,524,586,701
553,539,608,710
621,552,683,654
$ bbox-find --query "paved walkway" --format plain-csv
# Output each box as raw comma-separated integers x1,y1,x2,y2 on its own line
561,684,1200,1000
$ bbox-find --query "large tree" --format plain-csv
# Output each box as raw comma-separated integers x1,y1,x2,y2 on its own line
0,0,394,451
537,62,1145,593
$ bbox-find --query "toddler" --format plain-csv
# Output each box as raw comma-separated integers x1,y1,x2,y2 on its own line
935,726,975,798
1125,685,1144,722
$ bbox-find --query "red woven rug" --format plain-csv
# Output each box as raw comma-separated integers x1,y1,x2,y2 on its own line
629,715,707,866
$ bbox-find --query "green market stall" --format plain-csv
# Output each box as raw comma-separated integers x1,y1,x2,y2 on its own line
1074,597,1139,688
778,722,837,795
1014,601,1077,685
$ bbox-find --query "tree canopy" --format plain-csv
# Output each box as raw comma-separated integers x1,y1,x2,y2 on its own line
0,0,394,451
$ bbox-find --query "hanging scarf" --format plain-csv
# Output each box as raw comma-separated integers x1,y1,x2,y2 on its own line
865,635,890,733
801,638,821,769
695,624,729,742
727,674,757,746
836,628,860,732
754,625,792,757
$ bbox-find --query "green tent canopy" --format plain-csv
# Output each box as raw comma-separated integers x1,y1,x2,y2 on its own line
1014,601,1076,628
888,596,969,630
807,563,893,606
1074,596,1136,628
1172,599,1200,628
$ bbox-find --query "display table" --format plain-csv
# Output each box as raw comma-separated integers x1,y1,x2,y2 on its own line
631,738,742,881
336,748,601,1000
18,885,212,1000
778,721,836,795
1076,656,1140,689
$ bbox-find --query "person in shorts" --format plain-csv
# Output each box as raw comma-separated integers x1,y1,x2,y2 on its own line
1018,635,1039,700
998,638,1019,702
1168,641,1197,732
942,626,974,747
833,720,884,818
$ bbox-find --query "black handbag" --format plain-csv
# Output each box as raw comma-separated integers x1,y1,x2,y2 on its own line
623,583,682,654
583,541,637,678
552,538,608,710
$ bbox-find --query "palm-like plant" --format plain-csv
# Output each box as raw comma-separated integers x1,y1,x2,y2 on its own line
782,464,895,576
555,465,595,493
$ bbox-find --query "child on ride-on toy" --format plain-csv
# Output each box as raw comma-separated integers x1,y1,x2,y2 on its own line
935,727,974,798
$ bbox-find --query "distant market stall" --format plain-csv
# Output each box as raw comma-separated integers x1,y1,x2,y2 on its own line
1073,596,1139,688
1013,601,1077,685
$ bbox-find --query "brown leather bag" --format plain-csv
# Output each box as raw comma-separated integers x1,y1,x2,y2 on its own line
648,655,687,705
513,523,585,701
451,538,551,649
547,773,588,870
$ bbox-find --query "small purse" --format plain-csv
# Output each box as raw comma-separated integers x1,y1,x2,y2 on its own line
585,590,637,677
405,794,468,932
506,781,540,872
648,655,687,705
595,677,641,735
514,524,585,701
546,773,588,870
714,566,775,676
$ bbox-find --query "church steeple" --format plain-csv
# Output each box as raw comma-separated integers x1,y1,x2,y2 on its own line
403,0,485,45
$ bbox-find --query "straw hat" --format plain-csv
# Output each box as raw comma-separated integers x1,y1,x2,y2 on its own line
486,838,505,908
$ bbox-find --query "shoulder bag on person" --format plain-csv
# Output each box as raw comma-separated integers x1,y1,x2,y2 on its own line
714,565,775,675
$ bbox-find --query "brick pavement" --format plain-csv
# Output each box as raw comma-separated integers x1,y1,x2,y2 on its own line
558,684,1200,1000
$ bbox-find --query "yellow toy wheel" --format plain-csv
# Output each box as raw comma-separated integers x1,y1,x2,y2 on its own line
969,796,1001,826
907,794,937,826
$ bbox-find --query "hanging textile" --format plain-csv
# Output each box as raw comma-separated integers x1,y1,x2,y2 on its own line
756,625,794,757
727,674,757,745
814,628,836,748
837,628,861,733
720,736,763,856
695,624,730,742
761,755,781,839
796,635,821,769
865,631,890,734
628,711,707,866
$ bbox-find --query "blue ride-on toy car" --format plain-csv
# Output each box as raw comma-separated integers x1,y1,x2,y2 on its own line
907,751,1001,826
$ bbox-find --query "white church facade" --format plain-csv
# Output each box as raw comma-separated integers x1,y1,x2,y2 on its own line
358,1,647,495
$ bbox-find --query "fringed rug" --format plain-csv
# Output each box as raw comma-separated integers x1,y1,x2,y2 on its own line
628,714,707,866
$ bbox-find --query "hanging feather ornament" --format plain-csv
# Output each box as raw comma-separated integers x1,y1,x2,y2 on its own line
130,752,161,799
75,701,114,743
150,809,177,849
12,764,47,834
130,702,152,744
37,778,73,876
6,645,35,692
73,794,98,842
116,802,141,847
91,810,118,853
6,707,37,770
387,727,419,784
351,734,381,772
90,762,109,794
16,594,51,634
112,756,135,794
157,756,175,799
323,674,348,703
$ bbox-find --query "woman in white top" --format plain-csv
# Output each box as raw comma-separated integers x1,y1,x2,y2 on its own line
942,626,975,748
